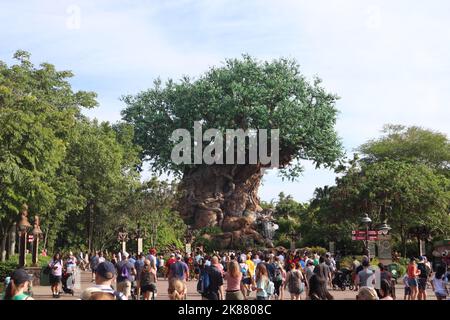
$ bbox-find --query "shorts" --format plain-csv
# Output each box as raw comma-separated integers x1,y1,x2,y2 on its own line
404,287,411,296
242,277,252,285
418,278,427,291
435,292,447,299
141,284,157,293
117,281,132,297
49,274,61,285
407,278,418,287
225,290,244,300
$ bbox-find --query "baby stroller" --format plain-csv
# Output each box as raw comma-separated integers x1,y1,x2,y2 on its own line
332,268,354,291
62,267,75,296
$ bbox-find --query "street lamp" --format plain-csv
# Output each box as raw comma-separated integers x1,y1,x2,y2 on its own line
360,213,372,259
17,204,32,267
31,216,43,266
117,227,129,255
130,223,146,254
378,220,392,235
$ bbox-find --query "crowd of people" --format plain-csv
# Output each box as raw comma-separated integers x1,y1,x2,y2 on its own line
2,247,449,301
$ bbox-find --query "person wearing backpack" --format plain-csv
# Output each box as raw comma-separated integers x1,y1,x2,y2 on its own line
197,258,224,300
115,252,136,299
273,257,286,300
417,256,431,300
284,263,304,300
140,259,158,300
239,255,252,298
252,263,272,300
224,260,244,300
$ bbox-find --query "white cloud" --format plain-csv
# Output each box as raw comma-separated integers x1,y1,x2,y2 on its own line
1,0,449,202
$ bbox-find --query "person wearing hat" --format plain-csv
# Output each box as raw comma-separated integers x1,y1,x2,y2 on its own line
417,256,431,300
115,252,136,299
165,253,177,279
81,261,126,300
2,269,34,300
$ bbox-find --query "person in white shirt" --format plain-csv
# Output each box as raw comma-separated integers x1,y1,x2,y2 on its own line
431,266,448,300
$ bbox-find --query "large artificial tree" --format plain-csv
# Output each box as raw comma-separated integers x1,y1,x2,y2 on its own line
122,56,343,247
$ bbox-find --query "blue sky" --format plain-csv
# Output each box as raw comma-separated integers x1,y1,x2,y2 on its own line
1,0,449,203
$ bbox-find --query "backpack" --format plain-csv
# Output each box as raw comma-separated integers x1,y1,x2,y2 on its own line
197,270,211,295
288,271,300,292
119,263,130,279
417,263,429,278
266,280,275,296
275,267,283,282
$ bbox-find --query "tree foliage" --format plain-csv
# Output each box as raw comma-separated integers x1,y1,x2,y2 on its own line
122,55,343,179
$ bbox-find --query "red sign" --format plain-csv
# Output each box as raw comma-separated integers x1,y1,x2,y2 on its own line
352,230,381,235
28,235,34,243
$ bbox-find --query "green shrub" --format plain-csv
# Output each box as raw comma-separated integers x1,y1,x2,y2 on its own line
0,254,52,282
300,246,327,256
0,260,18,282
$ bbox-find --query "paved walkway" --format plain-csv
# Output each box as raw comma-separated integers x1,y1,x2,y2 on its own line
31,270,437,300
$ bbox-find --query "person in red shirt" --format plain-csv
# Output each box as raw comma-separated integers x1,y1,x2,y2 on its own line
406,258,421,300
165,254,177,279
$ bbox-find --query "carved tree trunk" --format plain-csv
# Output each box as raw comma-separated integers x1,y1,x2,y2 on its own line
178,164,264,230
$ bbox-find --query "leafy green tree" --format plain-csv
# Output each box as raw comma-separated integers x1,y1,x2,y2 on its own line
359,124,450,176
0,51,96,260
122,55,343,234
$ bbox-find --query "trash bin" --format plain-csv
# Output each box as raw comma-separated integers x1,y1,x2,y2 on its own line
39,268,50,286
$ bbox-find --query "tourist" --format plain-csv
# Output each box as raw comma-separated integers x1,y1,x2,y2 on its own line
140,259,157,300
253,263,270,300
307,274,333,300
314,256,332,291
239,255,251,297
202,257,224,300
168,279,187,300
90,251,100,282
224,260,244,300
356,286,379,300
402,274,411,300
165,253,177,279
406,257,420,300
115,252,136,299
273,257,286,300
2,269,34,300
212,255,224,276
157,255,165,277
168,254,189,282
379,279,394,300
49,252,63,298
252,253,261,266
134,253,145,299
417,256,431,300
264,255,276,283
285,263,304,300
81,261,126,300
351,256,361,291
355,259,374,288
146,248,157,266
431,266,448,300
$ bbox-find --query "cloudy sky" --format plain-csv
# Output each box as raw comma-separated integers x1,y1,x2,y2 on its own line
1,0,449,203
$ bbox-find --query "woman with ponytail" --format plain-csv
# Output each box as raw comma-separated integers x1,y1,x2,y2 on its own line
2,269,34,300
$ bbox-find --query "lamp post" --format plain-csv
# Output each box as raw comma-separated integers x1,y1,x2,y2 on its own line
130,223,146,254
360,213,372,259
117,227,128,254
17,204,32,267
31,216,43,266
